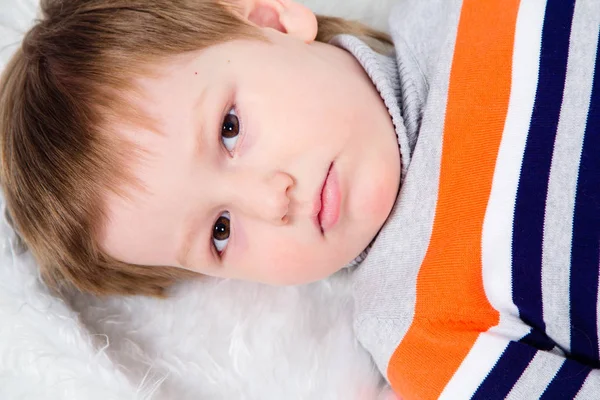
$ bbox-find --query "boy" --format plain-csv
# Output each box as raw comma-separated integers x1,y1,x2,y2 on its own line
1,0,598,398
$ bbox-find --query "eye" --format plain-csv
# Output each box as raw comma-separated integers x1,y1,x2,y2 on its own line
212,211,231,254
221,108,240,153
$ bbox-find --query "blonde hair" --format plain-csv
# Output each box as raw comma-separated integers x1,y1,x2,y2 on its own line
0,0,391,297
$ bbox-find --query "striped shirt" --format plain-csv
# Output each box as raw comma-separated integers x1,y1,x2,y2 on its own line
338,0,600,398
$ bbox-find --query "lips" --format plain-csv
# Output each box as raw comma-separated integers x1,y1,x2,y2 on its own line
315,163,341,233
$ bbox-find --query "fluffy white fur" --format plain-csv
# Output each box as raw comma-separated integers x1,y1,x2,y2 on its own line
0,0,398,398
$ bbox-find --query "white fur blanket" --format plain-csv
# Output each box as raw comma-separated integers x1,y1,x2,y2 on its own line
0,0,397,398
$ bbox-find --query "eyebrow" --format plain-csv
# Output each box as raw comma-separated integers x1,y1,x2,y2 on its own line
176,88,209,269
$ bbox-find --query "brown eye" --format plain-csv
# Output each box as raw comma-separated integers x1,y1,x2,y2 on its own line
212,211,231,253
221,108,241,153
222,112,239,139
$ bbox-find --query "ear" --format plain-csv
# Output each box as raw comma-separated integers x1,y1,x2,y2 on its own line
230,0,318,43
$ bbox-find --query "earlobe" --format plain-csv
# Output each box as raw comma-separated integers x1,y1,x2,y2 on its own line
230,0,317,43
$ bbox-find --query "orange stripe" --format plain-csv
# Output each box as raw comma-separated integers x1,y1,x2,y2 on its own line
387,0,520,398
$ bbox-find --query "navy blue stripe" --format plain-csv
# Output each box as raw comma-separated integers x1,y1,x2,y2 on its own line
472,342,537,399
540,360,590,400
512,0,575,338
570,34,600,368
520,329,556,351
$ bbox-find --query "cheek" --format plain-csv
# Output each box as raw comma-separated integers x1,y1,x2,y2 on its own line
232,216,248,253
364,178,398,220
355,157,400,227
240,229,320,283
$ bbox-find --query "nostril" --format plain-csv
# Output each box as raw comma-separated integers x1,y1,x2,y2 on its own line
277,171,294,192
265,171,294,224
278,197,290,222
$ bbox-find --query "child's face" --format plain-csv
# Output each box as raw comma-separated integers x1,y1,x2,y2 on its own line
100,29,400,285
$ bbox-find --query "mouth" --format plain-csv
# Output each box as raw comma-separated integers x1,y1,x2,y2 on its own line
313,162,341,234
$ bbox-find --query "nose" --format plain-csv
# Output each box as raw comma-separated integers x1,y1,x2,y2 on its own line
229,170,294,224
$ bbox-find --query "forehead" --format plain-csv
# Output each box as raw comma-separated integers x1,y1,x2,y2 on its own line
110,50,211,158
133,53,202,119
100,187,183,266
98,55,201,263
98,114,190,267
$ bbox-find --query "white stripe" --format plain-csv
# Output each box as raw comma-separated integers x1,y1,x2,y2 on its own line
505,352,563,399
541,0,600,355
439,318,532,399
481,0,546,318
440,3,548,397
574,371,600,400
438,329,509,400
